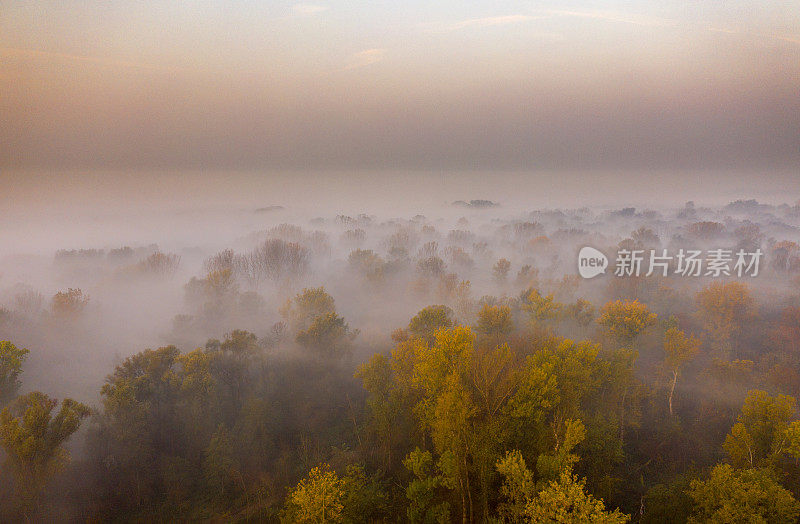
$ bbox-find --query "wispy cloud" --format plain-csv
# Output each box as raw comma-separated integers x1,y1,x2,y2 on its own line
292,4,328,16
706,26,738,35
0,46,170,71
542,9,677,28
424,15,545,33
343,48,386,71
703,27,800,46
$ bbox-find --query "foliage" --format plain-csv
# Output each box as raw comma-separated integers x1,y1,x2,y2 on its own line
296,312,356,360
526,471,629,523
51,288,89,317
722,389,797,468
0,340,29,405
688,464,800,523
597,300,656,345
283,463,388,523
663,327,700,415
475,304,514,342
496,425,628,524
696,282,756,359
0,392,90,516
493,258,512,282
282,286,337,332
522,289,562,328
408,305,455,344
283,464,345,523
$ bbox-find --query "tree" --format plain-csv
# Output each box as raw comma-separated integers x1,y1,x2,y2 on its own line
597,300,656,346
723,389,796,469
475,304,513,345
236,238,309,287
0,392,90,518
662,328,700,416
417,256,447,278
771,306,800,359
688,464,800,523
526,471,629,523
493,259,512,283
134,251,181,277
565,299,595,328
495,450,535,522
203,249,235,274
51,288,89,317
496,426,628,524
296,312,356,361
92,345,184,508
522,289,562,329
282,463,385,523
347,249,385,284
281,287,337,333
696,282,755,360
203,424,239,499
408,305,455,344
283,464,345,523
404,449,453,524
0,340,28,405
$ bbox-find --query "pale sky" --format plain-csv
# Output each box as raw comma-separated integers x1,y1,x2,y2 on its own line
1,1,799,170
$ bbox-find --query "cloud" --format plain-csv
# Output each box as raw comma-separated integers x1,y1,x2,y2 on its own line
706,26,738,35
292,4,328,16
343,48,386,71
703,27,800,46
0,46,169,71
542,9,677,28
425,15,544,33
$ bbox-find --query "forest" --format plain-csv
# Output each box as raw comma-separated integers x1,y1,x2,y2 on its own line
2,198,800,523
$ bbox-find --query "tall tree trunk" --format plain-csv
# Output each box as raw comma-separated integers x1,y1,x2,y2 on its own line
464,450,473,523
619,389,627,443
668,369,678,416
459,474,467,524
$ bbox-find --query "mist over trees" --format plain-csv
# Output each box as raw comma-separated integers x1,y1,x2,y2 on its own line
1,199,800,522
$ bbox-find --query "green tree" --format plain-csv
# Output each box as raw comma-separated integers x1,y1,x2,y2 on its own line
475,304,514,346
597,300,656,346
296,312,356,360
495,450,535,523
408,305,455,344
526,471,629,523
662,327,700,416
723,389,797,469
522,289,562,329
281,287,337,333
0,391,90,518
688,464,800,523
283,464,345,523
93,345,183,508
404,448,453,524
0,340,28,405
203,424,239,499
51,288,89,318
496,425,628,524
695,281,756,359
284,463,385,523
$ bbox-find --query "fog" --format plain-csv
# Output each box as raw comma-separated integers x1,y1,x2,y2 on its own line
2,169,800,520
1,170,798,401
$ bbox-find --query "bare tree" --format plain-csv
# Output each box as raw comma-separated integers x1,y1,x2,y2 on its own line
235,239,309,287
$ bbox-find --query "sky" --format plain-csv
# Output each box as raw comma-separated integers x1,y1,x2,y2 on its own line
1,1,799,171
